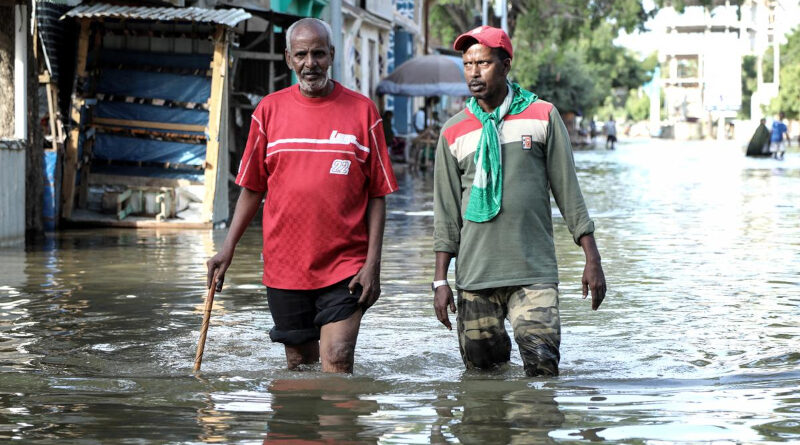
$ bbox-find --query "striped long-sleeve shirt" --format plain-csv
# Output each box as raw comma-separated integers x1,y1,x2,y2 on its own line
433,100,594,290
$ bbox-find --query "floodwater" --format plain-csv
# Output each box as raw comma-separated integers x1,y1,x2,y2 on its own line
1,140,799,444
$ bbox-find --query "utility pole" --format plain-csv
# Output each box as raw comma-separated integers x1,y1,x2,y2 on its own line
773,29,780,89
14,2,27,140
500,0,507,34
424,0,430,54
329,0,343,81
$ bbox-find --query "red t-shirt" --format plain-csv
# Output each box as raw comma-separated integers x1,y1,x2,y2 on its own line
235,82,398,290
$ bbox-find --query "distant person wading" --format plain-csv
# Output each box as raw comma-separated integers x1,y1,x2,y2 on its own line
770,112,789,160
604,116,617,150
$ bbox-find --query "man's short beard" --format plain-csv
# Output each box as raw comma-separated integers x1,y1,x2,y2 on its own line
298,75,330,95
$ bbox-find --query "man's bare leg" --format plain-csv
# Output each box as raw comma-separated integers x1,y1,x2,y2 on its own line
320,309,363,373
284,341,320,370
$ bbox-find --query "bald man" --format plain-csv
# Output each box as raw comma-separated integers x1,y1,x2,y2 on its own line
207,18,397,373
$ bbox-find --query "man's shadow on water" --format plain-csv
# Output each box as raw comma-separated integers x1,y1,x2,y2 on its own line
194,375,382,444
431,378,566,445
260,376,382,444
195,374,570,444
258,377,568,445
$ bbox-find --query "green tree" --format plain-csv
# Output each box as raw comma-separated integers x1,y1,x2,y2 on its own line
430,0,653,48
769,63,800,119
625,88,650,121
767,27,800,118
429,1,658,116
511,22,654,115
429,0,481,52
513,47,603,114
739,55,757,119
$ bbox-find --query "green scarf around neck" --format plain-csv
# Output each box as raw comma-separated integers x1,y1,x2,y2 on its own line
464,82,537,222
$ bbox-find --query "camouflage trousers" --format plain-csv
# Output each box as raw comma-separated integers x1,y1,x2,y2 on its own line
457,284,561,376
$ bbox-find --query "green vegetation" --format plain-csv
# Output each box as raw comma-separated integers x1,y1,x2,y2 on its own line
625,89,650,122
768,27,800,119
747,27,800,118
770,63,800,119
428,1,659,117
740,55,757,119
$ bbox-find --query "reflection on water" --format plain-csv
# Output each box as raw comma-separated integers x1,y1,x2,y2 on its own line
0,140,799,443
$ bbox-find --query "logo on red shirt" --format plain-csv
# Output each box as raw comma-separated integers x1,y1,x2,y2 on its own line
330,159,351,175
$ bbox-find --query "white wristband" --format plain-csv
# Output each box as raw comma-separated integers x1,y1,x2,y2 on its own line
431,280,449,291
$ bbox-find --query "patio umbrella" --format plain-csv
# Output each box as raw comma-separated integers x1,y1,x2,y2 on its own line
376,54,469,97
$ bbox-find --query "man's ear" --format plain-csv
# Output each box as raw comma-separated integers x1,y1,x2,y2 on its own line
285,49,292,70
503,58,511,76
330,45,335,62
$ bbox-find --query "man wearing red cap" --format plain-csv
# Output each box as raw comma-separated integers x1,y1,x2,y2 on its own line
431,25,606,376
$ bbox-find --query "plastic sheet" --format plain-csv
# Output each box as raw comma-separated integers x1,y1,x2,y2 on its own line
90,163,204,182
93,134,206,165
96,102,209,127
97,69,211,103
43,151,59,231
100,50,212,70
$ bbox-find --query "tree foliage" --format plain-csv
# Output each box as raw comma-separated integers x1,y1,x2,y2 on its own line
625,88,650,121
429,0,659,116
739,55,757,119
768,27,800,119
430,0,652,45
513,47,604,115
769,64,800,119
429,0,482,53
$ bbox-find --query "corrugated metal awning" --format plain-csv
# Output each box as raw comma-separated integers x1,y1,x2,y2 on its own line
37,1,75,80
217,0,304,26
62,3,252,27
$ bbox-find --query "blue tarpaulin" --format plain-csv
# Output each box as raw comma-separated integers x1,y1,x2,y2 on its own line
96,102,209,128
43,151,59,231
94,134,206,165
97,69,211,103
91,164,204,182
100,50,212,70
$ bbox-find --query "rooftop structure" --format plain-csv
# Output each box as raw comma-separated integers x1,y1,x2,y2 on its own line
651,0,799,125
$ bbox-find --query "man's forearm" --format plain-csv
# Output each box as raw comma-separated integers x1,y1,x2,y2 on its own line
434,251,454,281
223,187,265,253
579,233,601,263
364,197,386,268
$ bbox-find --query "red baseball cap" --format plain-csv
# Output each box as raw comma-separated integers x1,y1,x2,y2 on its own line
453,26,513,59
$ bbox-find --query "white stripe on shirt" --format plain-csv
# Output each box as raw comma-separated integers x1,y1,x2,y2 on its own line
267,131,370,153
265,149,367,162
238,134,260,179
370,127,396,193
251,114,267,136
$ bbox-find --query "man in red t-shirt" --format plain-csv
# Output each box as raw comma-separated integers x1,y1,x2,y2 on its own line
206,18,397,373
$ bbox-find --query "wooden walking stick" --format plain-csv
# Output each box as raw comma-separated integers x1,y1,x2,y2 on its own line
194,284,217,372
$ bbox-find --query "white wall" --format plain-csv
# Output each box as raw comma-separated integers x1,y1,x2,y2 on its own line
359,26,378,98
0,143,26,245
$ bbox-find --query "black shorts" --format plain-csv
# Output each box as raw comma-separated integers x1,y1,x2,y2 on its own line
266,276,361,345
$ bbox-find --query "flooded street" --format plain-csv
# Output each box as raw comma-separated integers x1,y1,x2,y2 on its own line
1,139,799,443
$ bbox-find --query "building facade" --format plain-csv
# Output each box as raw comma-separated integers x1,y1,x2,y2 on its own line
652,0,800,138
